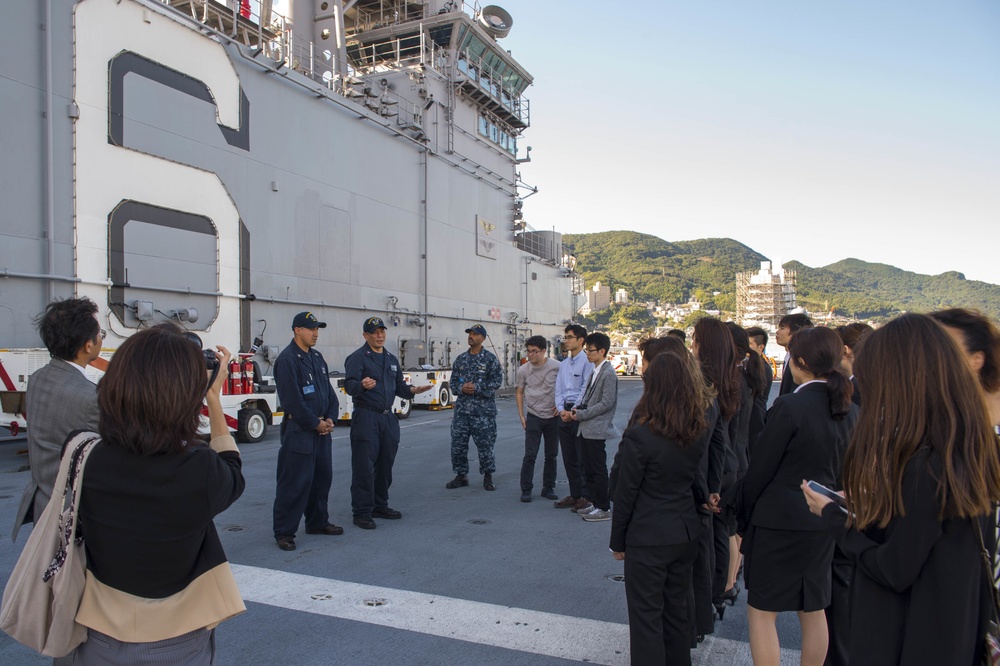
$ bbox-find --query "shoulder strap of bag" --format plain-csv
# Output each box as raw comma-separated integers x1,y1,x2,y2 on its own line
974,516,1000,624
43,433,100,584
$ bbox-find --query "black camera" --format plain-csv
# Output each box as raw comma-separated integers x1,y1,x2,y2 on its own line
184,332,219,370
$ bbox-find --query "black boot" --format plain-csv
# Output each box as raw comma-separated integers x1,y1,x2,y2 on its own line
483,474,496,491
446,474,469,489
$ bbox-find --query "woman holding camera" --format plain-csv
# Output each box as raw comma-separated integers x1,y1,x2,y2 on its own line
73,324,246,664
803,314,1000,665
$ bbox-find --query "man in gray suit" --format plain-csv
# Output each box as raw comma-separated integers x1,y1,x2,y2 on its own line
571,332,619,522
12,297,103,541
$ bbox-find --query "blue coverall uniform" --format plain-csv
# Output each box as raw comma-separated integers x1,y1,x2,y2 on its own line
344,344,413,517
450,349,503,476
272,340,338,539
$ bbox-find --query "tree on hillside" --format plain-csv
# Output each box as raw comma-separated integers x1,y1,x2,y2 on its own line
610,304,655,332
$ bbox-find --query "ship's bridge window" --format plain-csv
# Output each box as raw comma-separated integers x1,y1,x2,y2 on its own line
478,114,517,156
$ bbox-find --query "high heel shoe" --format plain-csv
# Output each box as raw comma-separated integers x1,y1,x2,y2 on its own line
713,600,726,620
720,582,741,605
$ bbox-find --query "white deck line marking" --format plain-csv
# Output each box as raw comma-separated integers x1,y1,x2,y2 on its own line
232,564,630,664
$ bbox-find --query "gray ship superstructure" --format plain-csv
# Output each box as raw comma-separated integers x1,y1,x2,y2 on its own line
0,0,576,383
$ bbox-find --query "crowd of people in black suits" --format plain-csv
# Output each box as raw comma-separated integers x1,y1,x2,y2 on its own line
608,308,1000,666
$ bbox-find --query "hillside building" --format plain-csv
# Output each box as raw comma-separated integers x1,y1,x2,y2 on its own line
578,281,612,316
736,261,798,329
614,288,629,305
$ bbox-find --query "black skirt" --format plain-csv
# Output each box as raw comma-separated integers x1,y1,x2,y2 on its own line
743,525,834,612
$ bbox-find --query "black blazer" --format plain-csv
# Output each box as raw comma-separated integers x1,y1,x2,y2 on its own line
822,448,989,665
728,375,753,479
741,382,858,531
610,423,706,551
778,365,798,396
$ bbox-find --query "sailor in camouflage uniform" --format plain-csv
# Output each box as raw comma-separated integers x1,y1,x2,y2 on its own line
446,324,504,491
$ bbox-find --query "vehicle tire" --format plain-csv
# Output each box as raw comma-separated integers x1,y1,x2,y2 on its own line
396,399,411,420
438,383,451,408
237,408,267,443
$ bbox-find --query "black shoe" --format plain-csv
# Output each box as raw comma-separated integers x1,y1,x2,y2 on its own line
520,492,532,502
305,523,344,535
446,474,469,489
372,507,402,519
713,601,726,621
720,582,740,605
540,488,558,500
276,536,296,551
353,514,377,530
483,474,496,491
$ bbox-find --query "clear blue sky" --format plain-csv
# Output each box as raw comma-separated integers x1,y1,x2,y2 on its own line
494,0,1000,285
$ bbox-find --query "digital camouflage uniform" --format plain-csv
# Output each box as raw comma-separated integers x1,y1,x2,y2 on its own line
449,348,503,476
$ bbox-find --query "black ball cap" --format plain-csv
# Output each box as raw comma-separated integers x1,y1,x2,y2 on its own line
363,317,387,333
293,311,326,329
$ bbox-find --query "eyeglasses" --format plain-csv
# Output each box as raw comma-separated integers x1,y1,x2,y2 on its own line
98,329,106,339
563,335,577,341
526,348,544,355
585,347,598,353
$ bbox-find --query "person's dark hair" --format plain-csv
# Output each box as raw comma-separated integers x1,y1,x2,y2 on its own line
727,322,768,398
666,328,686,342
745,326,768,349
35,297,100,361
844,314,1000,529
98,323,209,456
787,327,852,418
693,317,740,420
584,332,611,355
930,309,1000,393
525,335,547,351
638,336,680,366
564,324,587,340
778,313,813,334
632,353,709,443
836,322,874,351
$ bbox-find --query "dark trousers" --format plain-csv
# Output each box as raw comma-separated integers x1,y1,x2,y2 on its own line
690,511,716,638
273,426,332,538
557,418,588,499
520,413,560,492
824,545,853,666
350,409,400,517
625,541,698,666
579,435,609,510
712,473,737,600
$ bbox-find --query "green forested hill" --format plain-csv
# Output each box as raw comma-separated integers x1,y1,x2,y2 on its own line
562,231,766,312
563,231,1000,320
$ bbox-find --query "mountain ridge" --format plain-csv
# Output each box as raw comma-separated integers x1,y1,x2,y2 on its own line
562,231,1000,320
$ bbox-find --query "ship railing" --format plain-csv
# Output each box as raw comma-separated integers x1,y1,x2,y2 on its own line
166,0,290,60
343,30,448,78
347,1,483,35
284,36,427,137
455,50,529,128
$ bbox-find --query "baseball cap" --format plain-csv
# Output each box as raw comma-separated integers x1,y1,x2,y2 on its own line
292,311,326,329
465,324,487,337
363,316,387,333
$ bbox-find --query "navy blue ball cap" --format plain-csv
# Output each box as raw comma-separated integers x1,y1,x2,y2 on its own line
465,324,487,337
293,311,326,329
363,316,387,333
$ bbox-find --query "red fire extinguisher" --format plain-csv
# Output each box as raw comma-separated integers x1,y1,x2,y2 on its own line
229,357,243,395
242,356,255,394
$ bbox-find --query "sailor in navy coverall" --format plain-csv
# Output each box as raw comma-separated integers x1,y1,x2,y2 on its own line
344,317,431,529
272,312,340,551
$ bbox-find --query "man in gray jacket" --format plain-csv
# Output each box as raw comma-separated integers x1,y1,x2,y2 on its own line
13,297,103,541
571,332,619,522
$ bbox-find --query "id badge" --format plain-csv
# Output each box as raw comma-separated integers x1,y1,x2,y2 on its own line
303,384,316,395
